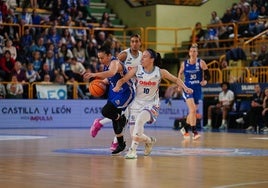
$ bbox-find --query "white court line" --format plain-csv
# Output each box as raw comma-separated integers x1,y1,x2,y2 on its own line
249,137,268,140
214,181,268,188
0,135,47,141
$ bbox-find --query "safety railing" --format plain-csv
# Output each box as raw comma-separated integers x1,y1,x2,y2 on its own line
0,81,30,99
144,26,192,58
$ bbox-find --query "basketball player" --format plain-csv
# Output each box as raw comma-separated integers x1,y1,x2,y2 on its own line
89,34,142,151
178,43,210,140
113,48,193,159
83,46,135,155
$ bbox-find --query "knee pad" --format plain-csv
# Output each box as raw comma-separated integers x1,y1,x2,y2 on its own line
101,102,121,120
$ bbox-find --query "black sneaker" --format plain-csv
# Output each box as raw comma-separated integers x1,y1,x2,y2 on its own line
111,142,126,155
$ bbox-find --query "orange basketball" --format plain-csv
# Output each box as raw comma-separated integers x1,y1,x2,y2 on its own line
88,79,107,97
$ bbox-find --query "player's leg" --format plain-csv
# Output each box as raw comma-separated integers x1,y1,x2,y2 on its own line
90,117,112,137
125,109,155,159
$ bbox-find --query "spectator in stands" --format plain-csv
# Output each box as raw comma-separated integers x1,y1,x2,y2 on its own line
40,73,52,84
72,39,86,64
30,37,47,58
8,7,18,24
86,40,98,60
6,75,23,99
58,43,74,65
257,44,268,66
31,9,44,37
11,61,27,83
74,20,87,40
20,8,32,25
191,22,206,45
60,28,76,50
100,12,113,29
0,0,9,22
205,82,235,130
39,63,56,82
0,75,6,98
258,5,268,31
236,84,264,131
46,26,61,47
3,16,19,41
31,51,43,72
233,5,250,37
3,39,17,60
20,28,33,57
26,63,40,83
66,75,89,99
61,56,73,81
43,50,60,76
96,31,106,49
0,50,16,81
70,57,85,82
262,88,268,132
248,3,261,36
249,51,261,67
54,73,65,84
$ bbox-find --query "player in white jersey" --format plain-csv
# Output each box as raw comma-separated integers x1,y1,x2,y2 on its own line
113,48,193,159
89,34,142,151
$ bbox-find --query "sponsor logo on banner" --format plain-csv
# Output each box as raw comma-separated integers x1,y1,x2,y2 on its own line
36,84,67,99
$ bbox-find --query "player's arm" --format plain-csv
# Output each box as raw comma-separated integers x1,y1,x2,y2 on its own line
161,69,193,94
117,51,127,62
200,60,210,86
113,67,137,92
84,60,120,80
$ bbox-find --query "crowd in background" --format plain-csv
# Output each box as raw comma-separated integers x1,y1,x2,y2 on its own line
0,0,268,99
0,0,121,99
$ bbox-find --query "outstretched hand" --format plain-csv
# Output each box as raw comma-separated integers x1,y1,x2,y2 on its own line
200,80,207,86
184,87,193,94
83,72,94,81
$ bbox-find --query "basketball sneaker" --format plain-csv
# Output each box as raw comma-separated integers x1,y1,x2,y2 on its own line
193,132,201,140
110,141,119,151
111,142,126,155
144,137,156,156
182,132,190,140
90,118,103,137
125,148,137,159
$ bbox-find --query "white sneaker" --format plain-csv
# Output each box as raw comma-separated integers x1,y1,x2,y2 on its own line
236,117,244,124
203,124,212,130
144,137,156,156
193,133,201,140
125,148,137,159
246,126,253,131
219,124,227,129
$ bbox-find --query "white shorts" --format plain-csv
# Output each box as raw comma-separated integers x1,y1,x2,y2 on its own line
128,100,160,125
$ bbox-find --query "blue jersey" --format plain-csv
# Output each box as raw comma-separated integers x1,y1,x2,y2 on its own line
183,58,203,104
104,57,134,110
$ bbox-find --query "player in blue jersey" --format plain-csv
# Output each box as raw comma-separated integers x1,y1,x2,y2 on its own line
83,46,135,155
89,34,142,151
178,43,210,140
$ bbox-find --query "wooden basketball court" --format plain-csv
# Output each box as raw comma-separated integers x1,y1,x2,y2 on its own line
1,127,268,188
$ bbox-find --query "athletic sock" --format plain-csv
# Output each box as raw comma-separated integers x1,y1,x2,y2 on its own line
191,126,198,134
117,136,124,146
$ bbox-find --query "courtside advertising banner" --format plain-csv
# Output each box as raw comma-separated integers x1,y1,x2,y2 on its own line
0,100,202,128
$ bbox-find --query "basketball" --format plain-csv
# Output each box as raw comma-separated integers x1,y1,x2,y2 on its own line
88,79,107,97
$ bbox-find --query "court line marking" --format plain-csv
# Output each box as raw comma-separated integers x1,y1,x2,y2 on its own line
0,135,47,141
213,181,268,188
